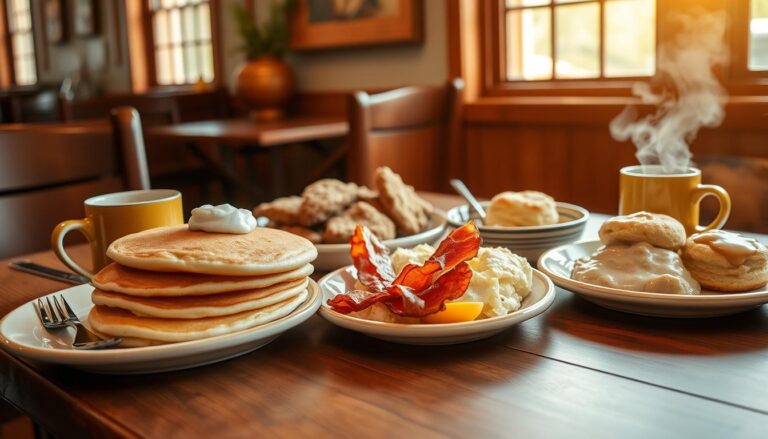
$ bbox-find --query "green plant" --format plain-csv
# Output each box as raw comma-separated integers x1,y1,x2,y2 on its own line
232,0,297,59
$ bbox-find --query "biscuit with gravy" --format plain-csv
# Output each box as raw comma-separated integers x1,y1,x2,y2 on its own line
681,230,768,292
599,211,686,251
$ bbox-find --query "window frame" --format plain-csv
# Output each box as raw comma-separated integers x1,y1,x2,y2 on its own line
2,0,38,86
479,0,768,98
140,0,222,89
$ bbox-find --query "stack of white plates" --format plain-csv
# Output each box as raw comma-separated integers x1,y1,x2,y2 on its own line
446,201,589,262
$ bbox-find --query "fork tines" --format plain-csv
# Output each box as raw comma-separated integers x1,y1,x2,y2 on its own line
36,298,51,325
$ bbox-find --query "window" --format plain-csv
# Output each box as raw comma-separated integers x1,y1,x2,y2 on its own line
504,0,656,81
147,0,215,85
749,0,768,70
4,0,37,85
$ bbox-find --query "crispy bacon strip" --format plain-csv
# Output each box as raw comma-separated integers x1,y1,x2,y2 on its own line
349,225,396,291
326,289,393,314
393,222,481,292
386,262,474,317
328,222,481,318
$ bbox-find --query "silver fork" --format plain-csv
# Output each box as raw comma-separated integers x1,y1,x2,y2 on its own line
36,295,122,350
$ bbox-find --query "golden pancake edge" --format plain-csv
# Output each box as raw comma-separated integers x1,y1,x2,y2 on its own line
106,225,318,276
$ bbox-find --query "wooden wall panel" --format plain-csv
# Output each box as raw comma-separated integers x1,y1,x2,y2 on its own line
463,121,768,232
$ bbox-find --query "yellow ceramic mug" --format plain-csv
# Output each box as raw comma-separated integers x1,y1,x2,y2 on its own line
619,165,731,235
51,189,184,278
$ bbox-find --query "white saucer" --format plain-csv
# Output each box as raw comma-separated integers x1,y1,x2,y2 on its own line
0,280,322,374
537,241,768,318
317,266,555,345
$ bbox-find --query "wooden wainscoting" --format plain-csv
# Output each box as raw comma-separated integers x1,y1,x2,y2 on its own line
461,99,768,232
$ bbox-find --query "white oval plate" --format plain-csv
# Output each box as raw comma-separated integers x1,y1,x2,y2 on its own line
537,241,768,318
313,211,447,272
317,266,556,345
0,280,322,374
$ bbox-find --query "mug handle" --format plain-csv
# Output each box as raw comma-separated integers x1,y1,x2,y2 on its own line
51,218,96,279
691,184,731,232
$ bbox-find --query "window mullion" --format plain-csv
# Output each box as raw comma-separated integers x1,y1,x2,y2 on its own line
550,2,556,79
599,0,605,79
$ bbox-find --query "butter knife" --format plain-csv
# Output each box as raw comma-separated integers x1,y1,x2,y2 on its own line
9,260,90,285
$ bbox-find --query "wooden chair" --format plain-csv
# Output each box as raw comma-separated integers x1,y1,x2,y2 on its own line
0,107,150,258
59,94,180,125
696,155,768,233
347,78,464,191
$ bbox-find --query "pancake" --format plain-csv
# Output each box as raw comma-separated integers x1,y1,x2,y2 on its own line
89,290,308,345
107,225,318,276
92,262,314,297
91,278,308,319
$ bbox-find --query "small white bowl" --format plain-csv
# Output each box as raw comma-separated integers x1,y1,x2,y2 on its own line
317,265,556,345
313,211,447,272
446,201,589,262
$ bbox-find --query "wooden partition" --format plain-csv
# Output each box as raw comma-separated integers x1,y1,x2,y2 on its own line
460,99,768,232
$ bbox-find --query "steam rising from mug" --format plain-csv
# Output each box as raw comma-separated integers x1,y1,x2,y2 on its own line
610,11,728,174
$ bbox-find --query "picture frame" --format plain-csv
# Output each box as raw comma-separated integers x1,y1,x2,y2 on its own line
44,0,65,43
74,0,98,36
290,0,423,51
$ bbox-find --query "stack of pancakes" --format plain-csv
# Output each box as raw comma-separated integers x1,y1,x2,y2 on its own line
88,225,317,347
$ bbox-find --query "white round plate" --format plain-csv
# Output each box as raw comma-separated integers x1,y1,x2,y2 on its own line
0,280,322,374
537,241,768,318
317,265,556,345
312,211,447,272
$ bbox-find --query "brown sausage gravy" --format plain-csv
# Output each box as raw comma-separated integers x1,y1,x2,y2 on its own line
691,230,764,267
572,242,701,295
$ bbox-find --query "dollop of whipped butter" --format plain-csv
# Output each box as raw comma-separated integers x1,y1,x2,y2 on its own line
188,204,257,234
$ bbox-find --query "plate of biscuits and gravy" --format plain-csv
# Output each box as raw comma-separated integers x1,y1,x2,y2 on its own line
538,211,768,318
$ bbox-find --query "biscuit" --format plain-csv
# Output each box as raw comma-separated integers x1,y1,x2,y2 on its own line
681,230,768,292
277,225,323,244
322,201,396,243
253,196,302,225
484,191,558,227
376,167,433,235
298,179,359,226
599,211,686,251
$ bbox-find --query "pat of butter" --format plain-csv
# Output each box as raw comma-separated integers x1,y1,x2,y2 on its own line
188,204,257,234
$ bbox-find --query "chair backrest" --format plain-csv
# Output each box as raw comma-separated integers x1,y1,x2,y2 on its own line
696,155,768,233
347,78,464,191
60,95,180,126
0,107,150,258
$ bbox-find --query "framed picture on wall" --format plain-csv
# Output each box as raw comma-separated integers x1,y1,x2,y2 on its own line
44,0,65,43
290,0,423,50
74,0,98,36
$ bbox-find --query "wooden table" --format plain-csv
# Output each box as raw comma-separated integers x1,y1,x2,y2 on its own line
1,194,767,438
147,116,349,201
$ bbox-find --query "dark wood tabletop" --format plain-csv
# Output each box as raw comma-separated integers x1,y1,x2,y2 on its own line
1,193,767,438
146,116,349,148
